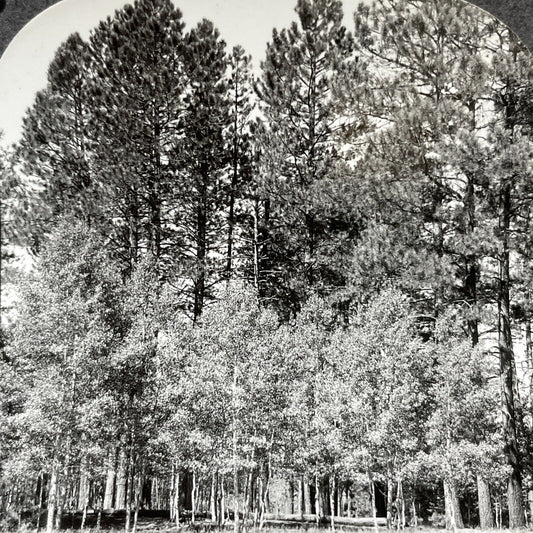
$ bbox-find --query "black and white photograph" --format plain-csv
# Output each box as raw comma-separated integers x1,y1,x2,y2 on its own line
2,1,533,532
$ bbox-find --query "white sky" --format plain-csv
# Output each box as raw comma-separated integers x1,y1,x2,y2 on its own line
0,0,363,148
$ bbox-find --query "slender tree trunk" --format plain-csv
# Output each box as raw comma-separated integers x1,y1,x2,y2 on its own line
329,476,336,531
220,475,226,527
499,182,526,528
346,485,352,518
191,470,197,525
174,470,180,530
315,473,321,526
298,476,304,519
132,470,143,533
149,119,162,258
303,475,311,516
46,463,59,533
193,171,208,321
115,448,127,510
78,457,90,511
103,448,116,510
211,472,217,522
54,473,65,530
252,200,260,289
386,464,394,530
232,351,240,533
369,474,378,533
124,451,134,533
81,488,89,531
526,319,533,525
226,115,239,279
37,473,45,530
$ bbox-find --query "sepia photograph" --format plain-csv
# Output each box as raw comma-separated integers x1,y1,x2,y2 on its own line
1,1,533,532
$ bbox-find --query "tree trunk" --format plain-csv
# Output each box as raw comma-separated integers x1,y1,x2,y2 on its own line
115,448,127,510
369,474,378,533
132,470,143,533
476,475,494,529
193,171,208,321
499,182,526,528
232,350,240,533
174,470,180,530
298,476,304,519
396,480,405,530
329,476,336,531
78,458,90,511
46,463,59,533
315,473,321,526
346,485,352,518
252,200,260,289
37,473,44,530
191,470,197,525
54,473,65,531
219,475,226,527
303,475,311,516
386,466,394,530
444,479,464,531
211,472,217,522
124,452,134,533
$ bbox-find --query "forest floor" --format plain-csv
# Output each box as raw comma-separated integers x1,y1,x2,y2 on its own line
25,512,501,533
8,512,511,533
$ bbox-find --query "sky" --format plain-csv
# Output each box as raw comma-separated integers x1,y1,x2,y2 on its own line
0,0,363,148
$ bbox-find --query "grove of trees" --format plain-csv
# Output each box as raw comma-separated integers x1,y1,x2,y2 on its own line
2,0,533,531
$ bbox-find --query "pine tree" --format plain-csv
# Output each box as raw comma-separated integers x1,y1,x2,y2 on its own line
87,0,186,271
16,34,93,246
256,0,356,315
175,19,230,320
225,46,255,281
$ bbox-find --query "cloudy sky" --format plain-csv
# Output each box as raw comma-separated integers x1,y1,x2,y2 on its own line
0,0,365,147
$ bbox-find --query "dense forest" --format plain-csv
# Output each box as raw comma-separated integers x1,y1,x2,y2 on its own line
2,0,533,531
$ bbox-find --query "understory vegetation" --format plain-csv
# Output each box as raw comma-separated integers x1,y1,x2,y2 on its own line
2,0,533,531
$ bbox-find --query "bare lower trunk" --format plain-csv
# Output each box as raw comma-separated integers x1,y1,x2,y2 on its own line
303,475,311,516
174,470,180,530
81,498,88,531
124,452,134,533
386,467,394,529
508,475,525,529
444,479,464,531
477,475,494,529
191,471,196,525
220,475,225,527
78,458,90,511
329,476,336,531
46,464,59,533
369,474,378,533
115,448,127,510
298,477,304,519
36,473,44,530
211,472,217,522
397,480,405,530
315,473,321,526
499,182,525,528
103,448,117,510
346,486,352,518
54,475,65,531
